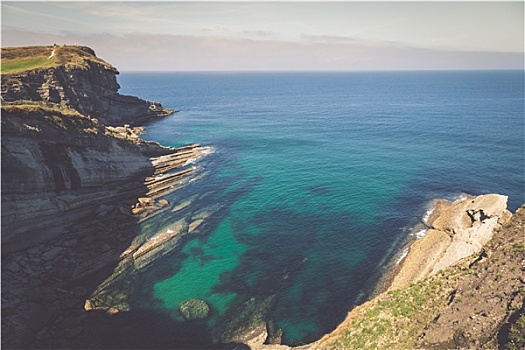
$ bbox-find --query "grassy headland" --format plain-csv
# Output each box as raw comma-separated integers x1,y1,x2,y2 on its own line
1,45,114,74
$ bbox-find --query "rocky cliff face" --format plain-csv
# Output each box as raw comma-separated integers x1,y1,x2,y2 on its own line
1,45,179,253
1,104,172,253
1,46,214,348
1,45,173,126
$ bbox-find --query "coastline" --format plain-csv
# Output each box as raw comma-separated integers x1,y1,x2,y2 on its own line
313,199,523,350
386,193,511,291
310,193,514,350
3,46,522,349
248,193,513,350
1,45,217,348
368,195,468,298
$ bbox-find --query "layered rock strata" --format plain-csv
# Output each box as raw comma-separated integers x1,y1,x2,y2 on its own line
1,105,208,253
1,45,173,126
1,45,213,348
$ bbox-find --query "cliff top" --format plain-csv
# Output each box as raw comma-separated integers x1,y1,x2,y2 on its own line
1,45,116,75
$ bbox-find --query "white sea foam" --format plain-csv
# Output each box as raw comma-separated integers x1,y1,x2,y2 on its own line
395,247,409,265
184,158,196,166
414,229,427,239
200,146,215,156
422,207,434,225
445,192,470,204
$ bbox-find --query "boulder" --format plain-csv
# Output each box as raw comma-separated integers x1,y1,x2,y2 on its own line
138,197,154,207
179,299,210,320
432,194,509,233
4,261,20,273
158,199,169,207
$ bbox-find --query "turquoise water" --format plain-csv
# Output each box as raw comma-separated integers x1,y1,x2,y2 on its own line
118,71,524,345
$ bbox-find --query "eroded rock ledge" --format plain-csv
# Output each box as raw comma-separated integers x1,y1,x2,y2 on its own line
389,194,512,290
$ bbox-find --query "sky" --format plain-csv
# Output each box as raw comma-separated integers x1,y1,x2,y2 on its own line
2,1,524,71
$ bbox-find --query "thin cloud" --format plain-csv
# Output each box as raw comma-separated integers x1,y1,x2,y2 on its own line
2,29,522,72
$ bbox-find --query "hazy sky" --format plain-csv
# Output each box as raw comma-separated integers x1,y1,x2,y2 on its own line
2,1,524,71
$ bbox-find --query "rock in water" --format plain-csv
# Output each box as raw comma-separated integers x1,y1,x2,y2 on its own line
178,299,210,320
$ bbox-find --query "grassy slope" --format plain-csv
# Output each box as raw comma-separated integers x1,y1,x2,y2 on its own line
1,45,114,74
315,206,525,350
315,271,457,350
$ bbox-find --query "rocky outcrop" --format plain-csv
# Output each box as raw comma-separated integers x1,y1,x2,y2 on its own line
179,299,210,320
0,105,202,253
1,45,215,349
313,198,523,350
418,206,525,348
1,45,173,126
389,194,512,290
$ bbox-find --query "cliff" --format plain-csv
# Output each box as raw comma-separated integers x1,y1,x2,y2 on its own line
1,46,214,348
1,45,182,253
1,45,173,126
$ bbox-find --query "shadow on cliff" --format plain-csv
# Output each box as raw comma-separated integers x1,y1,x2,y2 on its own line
77,309,250,349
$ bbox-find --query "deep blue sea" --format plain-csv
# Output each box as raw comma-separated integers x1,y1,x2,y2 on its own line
116,71,524,345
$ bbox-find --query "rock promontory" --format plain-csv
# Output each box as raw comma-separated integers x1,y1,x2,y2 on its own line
1,45,212,349
389,194,512,289
2,45,173,126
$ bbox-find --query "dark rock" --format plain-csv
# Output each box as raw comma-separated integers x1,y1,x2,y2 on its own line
62,239,79,248
64,326,82,339
101,243,112,252
4,261,20,273
73,287,88,298
19,302,54,331
41,247,63,261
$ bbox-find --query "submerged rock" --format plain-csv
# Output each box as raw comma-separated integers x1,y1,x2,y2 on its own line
178,299,210,320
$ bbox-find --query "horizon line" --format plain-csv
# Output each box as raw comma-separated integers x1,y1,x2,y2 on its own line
118,68,525,73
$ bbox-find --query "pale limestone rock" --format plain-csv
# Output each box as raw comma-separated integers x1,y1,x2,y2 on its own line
84,299,94,311
188,219,204,233
432,194,509,233
390,229,451,290
389,194,510,290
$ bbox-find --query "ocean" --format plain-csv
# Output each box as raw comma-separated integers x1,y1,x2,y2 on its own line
115,71,524,346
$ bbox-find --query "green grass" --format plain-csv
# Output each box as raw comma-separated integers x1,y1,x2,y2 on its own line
1,101,82,117
323,275,453,350
1,45,115,75
1,101,105,137
1,56,56,74
512,243,525,253
508,314,525,350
